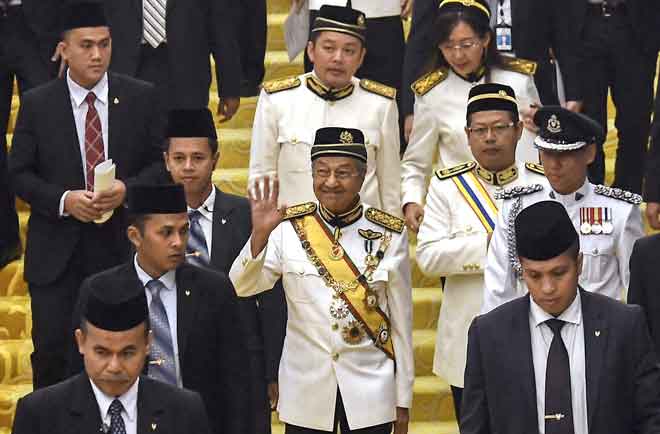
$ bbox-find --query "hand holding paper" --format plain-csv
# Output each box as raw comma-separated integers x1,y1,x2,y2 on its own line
92,160,118,224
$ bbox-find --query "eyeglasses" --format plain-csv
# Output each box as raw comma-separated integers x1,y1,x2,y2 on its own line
313,168,360,180
439,38,482,53
467,122,516,138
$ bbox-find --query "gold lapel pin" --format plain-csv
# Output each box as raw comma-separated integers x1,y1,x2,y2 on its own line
113,97,119,104
595,330,601,337
151,422,157,431
185,290,191,296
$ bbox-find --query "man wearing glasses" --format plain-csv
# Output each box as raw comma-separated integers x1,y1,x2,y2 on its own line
415,83,545,423
483,106,644,314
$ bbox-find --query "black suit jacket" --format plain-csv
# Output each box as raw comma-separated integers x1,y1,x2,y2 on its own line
104,0,241,106
71,262,250,434
8,73,163,285
11,373,211,434
461,290,660,434
17,0,60,68
643,92,660,202
628,234,660,351
208,186,286,382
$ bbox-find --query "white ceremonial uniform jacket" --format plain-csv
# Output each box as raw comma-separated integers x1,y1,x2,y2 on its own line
483,179,645,314
416,160,545,387
229,203,414,431
401,66,541,208
249,73,402,216
309,0,401,17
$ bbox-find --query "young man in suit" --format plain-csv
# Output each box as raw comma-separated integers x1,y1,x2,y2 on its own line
13,269,212,434
71,183,250,434
628,234,660,352
8,2,163,389
461,200,660,434
101,0,241,121
163,108,286,433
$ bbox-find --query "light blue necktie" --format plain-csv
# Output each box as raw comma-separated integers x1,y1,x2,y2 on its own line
186,210,210,267
108,399,126,434
146,279,177,386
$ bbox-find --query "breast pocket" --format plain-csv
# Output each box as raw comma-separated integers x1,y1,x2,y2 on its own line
581,236,616,281
361,128,380,171
277,127,314,175
282,260,320,303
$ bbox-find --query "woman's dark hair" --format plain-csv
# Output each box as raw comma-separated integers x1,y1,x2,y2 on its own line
422,6,502,75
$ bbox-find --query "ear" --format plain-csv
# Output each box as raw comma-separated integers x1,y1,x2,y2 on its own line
75,328,85,355
306,41,316,64
163,151,171,172
212,151,220,168
514,120,524,142
357,46,367,67
127,225,142,250
482,31,492,49
576,252,584,276
584,143,597,165
57,41,68,61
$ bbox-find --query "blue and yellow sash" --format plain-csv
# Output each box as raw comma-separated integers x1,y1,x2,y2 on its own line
451,171,498,233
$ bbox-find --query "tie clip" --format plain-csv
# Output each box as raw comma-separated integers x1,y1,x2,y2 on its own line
149,359,164,366
185,251,201,258
544,413,565,421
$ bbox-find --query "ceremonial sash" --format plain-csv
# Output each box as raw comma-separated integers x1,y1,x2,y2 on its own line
290,213,395,360
451,171,498,233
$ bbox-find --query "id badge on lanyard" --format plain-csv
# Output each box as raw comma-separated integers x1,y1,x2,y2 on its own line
495,24,513,52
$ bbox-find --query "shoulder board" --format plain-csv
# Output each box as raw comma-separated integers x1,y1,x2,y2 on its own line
593,185,642,205
283,202,317,220
360,79,396,99
365,208,404,233
411,68,448,96
525,162,545,176
262,76,301,94
494,184,544,200
435,161,476,180
499,56,537,76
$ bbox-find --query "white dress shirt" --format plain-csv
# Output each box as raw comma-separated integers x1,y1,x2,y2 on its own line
529,293,588,434
134,255,182,387
187,187,215,257
90,377,139,434
59,71,110,216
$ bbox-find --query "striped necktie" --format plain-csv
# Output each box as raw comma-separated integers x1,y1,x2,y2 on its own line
186,210,210,267
146,279,177,386
84,92,105,191
143,0,167,48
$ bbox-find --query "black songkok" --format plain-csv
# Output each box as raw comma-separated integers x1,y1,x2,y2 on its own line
312,3,367,43
515,201,579,260
311,127,367,163
166,109,217,140
60,2,108,33
127,184,187,215
466,83,518,120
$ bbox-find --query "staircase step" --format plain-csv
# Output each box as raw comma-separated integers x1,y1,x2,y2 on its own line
411,375,455,422
0,340,32,385
0,297,31,340
0,261,27,297
217,128,252,169
267,0,290,14
213,96,258,131
0,384,32,430
266,13,288,52
413,329,437,377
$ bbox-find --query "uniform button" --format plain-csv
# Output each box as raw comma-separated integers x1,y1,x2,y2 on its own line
332,353,339,361
292,137,298,144
329,101,335,106
474,264,481,270
332,323,339,331
463,264,469,271
593,248,599,255
466,225,472,232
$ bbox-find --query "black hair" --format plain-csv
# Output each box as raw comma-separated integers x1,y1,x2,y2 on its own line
127,213,151,234
80,316,151,336
164,136,219,155
309,31,367,49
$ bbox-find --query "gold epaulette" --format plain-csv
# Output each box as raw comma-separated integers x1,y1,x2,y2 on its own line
360,79,397,99
365,208,404,233
283,202,317,220
500,56,537,76
411,68,448,96
525,162,545,176
435,161,476,180
262,76,301,94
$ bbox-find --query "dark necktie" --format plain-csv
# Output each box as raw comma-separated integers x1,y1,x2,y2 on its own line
146,279,177,386
186,210,210,267
84,92,105,191
544,319,575,434
108,399,126,434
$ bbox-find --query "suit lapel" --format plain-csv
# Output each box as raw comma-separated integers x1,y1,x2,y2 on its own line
511,295,538,428
137,377,166,434
175,265,199,367
581,290,607,430
69,373,103,434
56,79,85,184
210,187,236,269
107,73,123,163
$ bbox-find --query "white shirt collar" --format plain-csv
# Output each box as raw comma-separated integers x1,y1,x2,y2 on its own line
89,376,139,423
134,254,177,291
188,186,215,222
530,290,582,328
67,70,109,108
550,179,590,204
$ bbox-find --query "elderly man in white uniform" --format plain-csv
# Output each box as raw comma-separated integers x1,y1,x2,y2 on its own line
249,4,402,216
483,106,645,314
416,83,545,422
231,127,414,434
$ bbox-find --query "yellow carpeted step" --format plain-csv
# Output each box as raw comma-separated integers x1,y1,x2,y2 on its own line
212,96,258,131
412,288,441,330
0,261,27,297
411,375,455,422
413,329,437,377
0,340,32,385
266,13,287,52
267,0,290,14
0,297,31,340
0,384,32,430
217,128,252,169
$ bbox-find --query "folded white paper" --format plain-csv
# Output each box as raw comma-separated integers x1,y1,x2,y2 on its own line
284,0,309,62
94,159,116,224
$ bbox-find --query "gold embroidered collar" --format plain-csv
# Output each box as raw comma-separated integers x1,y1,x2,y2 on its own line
307,75,355,102
319,199,363,228
475,163,518,186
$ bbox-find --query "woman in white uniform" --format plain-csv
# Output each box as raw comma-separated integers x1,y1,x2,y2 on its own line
401,0,541,232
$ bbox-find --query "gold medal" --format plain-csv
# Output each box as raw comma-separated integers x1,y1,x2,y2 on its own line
329,242,344,260
342,320,366,345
